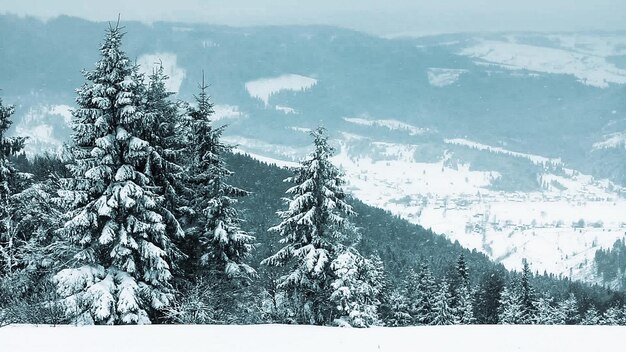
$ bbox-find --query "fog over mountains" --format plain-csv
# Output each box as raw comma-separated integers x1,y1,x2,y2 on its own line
1,14,625,287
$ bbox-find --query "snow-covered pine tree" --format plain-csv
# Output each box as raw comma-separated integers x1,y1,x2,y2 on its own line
454,254,475,324
140,64,186,237
183,76,255,279
556,293,580,325
498,284,523,324
0,97,26,275
581,305,600,325
53,23,181,325
262,127,355,325
407,263,437,325
431,279,457,325
534,293,558,324
519,260,537,324
385,290,412,327
601,305,623,325
329,248,383,327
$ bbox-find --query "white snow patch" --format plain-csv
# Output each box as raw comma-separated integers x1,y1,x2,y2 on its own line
212,105,244,121
444,138,562,166
289,127,311,133
276,105,297,114
245,74,317,106
1,324,624,352
427,68,468,87
343,117,428,136
460,40,626,88
137,52,186,93
592,132,626,150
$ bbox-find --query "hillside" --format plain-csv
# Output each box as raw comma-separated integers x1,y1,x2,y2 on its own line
1,14,625,287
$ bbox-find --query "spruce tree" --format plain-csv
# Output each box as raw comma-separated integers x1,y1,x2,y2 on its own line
262,127,355,325
601,305,623,325
556,293,580,325
183,77,255,279
534,293,558,324
581,306,600,325
519,260,537,324
53,23,180,324
454,254,475,324
0,97,26,275
329,248,383,327
385,290,412,327
141,64,186,236
498,284,523,324
431,279,456,325
408,263,437,325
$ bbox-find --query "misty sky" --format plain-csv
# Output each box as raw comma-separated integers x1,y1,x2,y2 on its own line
1,0,625,35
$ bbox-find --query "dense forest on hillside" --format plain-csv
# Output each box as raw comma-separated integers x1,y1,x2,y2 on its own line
1,22,625,327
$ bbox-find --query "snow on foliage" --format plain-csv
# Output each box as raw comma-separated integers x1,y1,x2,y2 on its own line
54,24,180,324
262,127,357,324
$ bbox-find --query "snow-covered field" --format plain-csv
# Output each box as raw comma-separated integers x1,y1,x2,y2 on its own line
460,39,626,88
1,324,624,352
245,74,318,106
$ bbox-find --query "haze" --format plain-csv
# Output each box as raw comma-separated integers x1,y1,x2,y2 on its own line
2,0,625,36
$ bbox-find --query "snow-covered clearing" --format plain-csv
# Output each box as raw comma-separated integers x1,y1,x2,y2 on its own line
343,117,428,136
1,324,624,352
245,74,317,106
444,138,562,166
459,40,626,88
427,68,468,87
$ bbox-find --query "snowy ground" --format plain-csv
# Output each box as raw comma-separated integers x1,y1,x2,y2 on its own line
1,324,624,352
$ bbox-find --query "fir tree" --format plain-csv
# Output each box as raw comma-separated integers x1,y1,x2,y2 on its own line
0,97,26,275
519,260,537,324
183,77,255,279
534,293,558,324
262,127,355,325
454,254,475,324
384,290,412,327
53,23,181,325
581,305,600,325
601,305,623,325
431,279,456,325
498,284,523,324
409,263,437,325
141,64,186,236
329,248,383,327
556,293,580,325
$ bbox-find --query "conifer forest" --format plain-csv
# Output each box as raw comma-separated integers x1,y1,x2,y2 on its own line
1,21,626,331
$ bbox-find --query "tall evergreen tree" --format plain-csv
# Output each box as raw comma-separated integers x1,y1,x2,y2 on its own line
262,127,355,325
384,290,412,327
431,279,456,325
454,254,475,324
53,23,181,324
141,64,186,235
329,248,383,327
406,263,437,325
498,284,523,324
580,305,600,325
534,293,558,324
0,97,26,275
183,76,255,278
475,270,505,324
556,293,580,325
519,260,537,324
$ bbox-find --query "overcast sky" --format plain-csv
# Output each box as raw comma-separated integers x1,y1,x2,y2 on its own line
2,0,625,35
